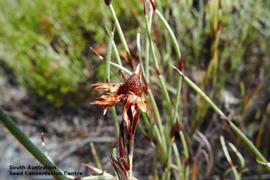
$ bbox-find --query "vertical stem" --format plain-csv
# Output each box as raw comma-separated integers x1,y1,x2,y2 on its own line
145,32,150,82
109,4,130,55
156,9,183,125
106,31,114,82
128,137,134,180
180,131,189,160
156,10,181,58
144,14,171,107
112,40,122,66
111,107,119,137
90,143,102,170
0,108,69,180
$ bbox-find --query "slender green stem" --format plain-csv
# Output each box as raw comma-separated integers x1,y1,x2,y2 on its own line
136,31,146,77
172,66,225,118
106,31,120,138
179,131,189,159
155,11,188,175
111,107,119,137
228,142,245,169
144,15,159,70
90,143,102,170
229,122,269,167
136,31,142,63
145,31,150,82
156,10,181,58
172,143,184,179
153,125,167,163
106,31,114,82
145,13,153,82
112,40,122,66
0,108,69,180
145,15,171,106
171,78,182,125
172,66,270,171
155,10,183,125
110,62,132,75
220,136,240,180
148,90,165,138
109,4,130,55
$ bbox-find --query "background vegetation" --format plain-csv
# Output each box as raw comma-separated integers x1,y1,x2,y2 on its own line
0,0,270,179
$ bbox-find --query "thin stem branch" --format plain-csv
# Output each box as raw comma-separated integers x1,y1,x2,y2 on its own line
220,136,240,180
172,66,270,171
155,10,183,126
0,108,69,180
109,4,130,55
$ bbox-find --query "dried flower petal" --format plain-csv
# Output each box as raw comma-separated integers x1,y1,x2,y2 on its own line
92,83,122,93
123,95,136,129
131,105,140,135
136,99,148,112
134,63,142,78
91,94,126,108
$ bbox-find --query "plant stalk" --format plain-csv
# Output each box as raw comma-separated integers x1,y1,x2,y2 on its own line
172,67,270,171
0,108,69,180
109,4,130,55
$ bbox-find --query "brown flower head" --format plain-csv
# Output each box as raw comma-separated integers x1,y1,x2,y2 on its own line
91,64,147,180
91,64,147,122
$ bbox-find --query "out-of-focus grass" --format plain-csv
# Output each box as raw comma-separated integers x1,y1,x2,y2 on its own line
0,0,97,105
0,0,139,105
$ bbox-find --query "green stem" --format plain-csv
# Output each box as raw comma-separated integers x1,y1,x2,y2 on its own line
145,31,150,82
173,67,270,170
145,15,171,107
0,108,69,180
111,107,119,137
173,66,225,118
142,13,153,83
229,122,269,166
156,10,183,125
180,131,189,160
106,31,114,82
109,4,130,55
90,143,102,170
172,143,184,179
112,40,122,66
220,136,240,180
156,10,181,58
228,142,245,170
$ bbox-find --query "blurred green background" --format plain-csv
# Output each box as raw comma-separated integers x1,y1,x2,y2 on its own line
1,0,269,106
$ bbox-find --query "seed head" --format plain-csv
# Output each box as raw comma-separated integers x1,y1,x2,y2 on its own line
117,74,144,97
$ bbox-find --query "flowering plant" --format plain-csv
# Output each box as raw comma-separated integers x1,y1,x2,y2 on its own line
91,64,147,179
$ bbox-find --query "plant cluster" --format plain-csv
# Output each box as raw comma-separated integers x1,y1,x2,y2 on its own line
0,0,270,179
